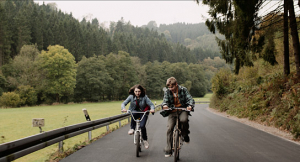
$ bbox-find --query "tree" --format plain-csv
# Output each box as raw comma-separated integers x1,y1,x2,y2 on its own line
14,3,32,54
144,61,165,99
287,0,300,78
16,85,37,106
188,63,207,97
1,45,41,92
75,55,112,102
200,0,260,74
0,2,11,66
104,51,138,100
36,45,77,102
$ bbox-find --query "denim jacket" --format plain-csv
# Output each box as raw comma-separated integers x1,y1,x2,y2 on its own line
162,85,195,110
121,95,155,111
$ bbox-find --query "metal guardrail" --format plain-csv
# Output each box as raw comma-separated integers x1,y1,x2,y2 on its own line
0,114,129,162
195,101,210,104
0,104,162,162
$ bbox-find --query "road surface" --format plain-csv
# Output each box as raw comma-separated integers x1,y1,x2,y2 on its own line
61,104,300,162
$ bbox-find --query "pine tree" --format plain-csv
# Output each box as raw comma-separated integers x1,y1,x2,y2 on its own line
0,2,12,66
14,3,32,54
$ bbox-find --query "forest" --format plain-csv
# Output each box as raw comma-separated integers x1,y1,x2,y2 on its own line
0,0,228,107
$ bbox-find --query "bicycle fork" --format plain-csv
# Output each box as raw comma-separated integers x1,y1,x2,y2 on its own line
134,120,142,145
173,119,183,151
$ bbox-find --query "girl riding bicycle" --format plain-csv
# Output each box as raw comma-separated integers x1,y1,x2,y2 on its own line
121,84,155,149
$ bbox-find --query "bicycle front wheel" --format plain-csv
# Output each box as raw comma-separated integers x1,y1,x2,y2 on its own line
136,131,140,157
174,130,179,162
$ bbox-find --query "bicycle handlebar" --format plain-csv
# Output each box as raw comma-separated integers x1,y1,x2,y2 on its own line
125,110,153,121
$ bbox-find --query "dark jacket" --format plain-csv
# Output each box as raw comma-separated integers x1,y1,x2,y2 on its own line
121,95,155,111
162,85,195,110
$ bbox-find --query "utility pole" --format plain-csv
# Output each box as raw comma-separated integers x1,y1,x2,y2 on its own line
284,0,290,76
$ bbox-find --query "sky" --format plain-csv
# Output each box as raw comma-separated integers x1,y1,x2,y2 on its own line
34,0,211,28
34,1,283,28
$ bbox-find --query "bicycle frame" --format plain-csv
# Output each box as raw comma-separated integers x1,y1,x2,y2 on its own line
126,110,150,157
127,110,149,145
168,107,190,161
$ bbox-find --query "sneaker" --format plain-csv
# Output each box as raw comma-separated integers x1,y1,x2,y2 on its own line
143,140,149,149
184,135,190,143
165,152,172,157
128,129,134,135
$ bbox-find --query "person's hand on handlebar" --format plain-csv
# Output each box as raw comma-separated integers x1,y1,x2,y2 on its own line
187,106,192,111
150,109,155,113
121,109,127,112
163,105,169,110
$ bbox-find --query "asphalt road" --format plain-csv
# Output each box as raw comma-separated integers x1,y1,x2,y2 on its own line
61,104,300,162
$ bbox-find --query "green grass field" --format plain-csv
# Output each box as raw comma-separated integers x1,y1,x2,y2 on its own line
194,93,212,102
0,93,211,162
0,100,162,162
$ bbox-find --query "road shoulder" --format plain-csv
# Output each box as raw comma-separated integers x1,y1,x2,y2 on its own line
207,107,300,145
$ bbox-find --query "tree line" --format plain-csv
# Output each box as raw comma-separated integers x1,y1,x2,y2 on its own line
0,45,208,107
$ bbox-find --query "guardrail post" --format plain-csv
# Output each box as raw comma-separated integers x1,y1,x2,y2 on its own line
106,125,109,132
119,121,121,128
83,108,92,141
59,141,63,153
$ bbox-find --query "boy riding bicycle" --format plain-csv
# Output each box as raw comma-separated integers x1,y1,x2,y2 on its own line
161,77,195,157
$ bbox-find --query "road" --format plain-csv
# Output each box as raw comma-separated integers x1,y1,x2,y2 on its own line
61,104,300,162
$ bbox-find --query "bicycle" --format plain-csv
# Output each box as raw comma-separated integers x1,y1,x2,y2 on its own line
168,107,190,162
126,110,153,157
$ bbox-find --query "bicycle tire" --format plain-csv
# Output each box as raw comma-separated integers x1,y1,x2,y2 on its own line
174,130,179,162
136,132,140,157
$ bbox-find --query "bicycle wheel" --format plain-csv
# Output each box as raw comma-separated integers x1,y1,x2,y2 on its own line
174,130,179,162
136,131,140,157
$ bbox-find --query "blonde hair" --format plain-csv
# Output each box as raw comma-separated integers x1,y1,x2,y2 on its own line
166,77,177,86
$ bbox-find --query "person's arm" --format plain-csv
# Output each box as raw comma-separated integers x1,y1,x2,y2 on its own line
145,95,155,110
162,90,170,109
145,95,155,113
183,88,195,111
121,95,132,111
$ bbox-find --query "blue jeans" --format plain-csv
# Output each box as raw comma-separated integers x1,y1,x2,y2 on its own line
131,113,148,140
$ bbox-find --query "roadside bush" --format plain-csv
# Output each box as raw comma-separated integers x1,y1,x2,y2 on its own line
15,85,37,106
211,68,236,98
0,74,7,96
0,92,21,108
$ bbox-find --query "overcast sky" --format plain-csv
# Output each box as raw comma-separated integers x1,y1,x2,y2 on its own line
34,0,211,27
34,1,282,28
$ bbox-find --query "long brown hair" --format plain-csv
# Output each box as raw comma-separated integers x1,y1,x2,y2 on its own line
129,84,146,97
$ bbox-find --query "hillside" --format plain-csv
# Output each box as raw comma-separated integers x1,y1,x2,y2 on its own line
209,42,300,139
143,22,223,60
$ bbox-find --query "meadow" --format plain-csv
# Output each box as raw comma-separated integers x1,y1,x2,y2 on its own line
0,94,211,162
